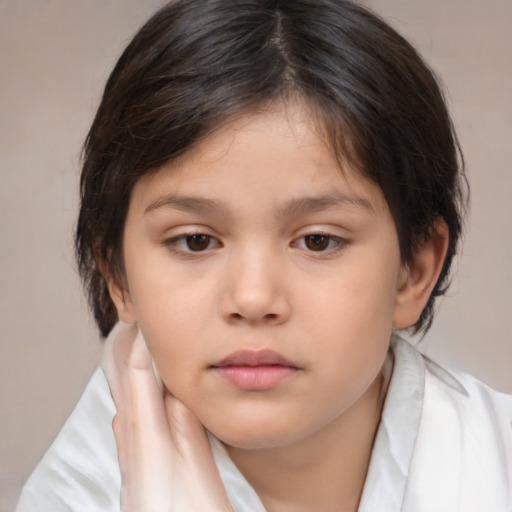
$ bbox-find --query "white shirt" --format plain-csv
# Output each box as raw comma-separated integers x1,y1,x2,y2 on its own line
16,336,512,511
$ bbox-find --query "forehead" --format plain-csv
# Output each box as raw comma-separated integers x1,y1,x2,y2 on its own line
130,101,388,215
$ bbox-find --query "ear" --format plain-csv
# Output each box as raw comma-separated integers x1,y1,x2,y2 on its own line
95,247,137,325
107,277,137,325
393,220,449,329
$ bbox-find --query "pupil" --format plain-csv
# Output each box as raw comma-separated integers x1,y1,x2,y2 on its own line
305,234,329,251
186,234,210,251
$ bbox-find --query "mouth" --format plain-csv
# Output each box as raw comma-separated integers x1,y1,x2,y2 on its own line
211,349,300,391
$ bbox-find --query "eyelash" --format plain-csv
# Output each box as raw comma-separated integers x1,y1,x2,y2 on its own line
291,233,347,254
163,231,347,256
164,233,221,254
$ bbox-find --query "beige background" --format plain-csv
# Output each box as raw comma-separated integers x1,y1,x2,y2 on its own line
1,1,510,510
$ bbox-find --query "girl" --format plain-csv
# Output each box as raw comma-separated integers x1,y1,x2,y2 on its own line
17,0,512,510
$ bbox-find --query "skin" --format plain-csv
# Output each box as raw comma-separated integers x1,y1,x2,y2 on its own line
102,323,233,512
109,100,448,511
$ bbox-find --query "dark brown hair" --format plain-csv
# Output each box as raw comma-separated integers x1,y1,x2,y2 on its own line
76,0,467,337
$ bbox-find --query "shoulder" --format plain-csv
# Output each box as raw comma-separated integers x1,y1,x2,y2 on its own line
16,368,121,512
405,350,512,511
422,354,512,436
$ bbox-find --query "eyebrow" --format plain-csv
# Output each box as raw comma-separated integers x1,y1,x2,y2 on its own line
274,192,374,218
144,195,232,216
144,191,374,217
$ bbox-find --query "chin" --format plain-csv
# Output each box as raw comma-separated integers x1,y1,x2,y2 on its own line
216,431,293,451
206,415,309,451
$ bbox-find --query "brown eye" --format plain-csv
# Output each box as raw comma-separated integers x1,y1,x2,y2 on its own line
304,234,330,251
185,234,211,251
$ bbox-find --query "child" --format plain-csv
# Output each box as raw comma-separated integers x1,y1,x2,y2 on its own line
16,0,512,510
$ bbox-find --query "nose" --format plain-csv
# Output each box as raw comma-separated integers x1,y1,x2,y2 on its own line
220,247,291,326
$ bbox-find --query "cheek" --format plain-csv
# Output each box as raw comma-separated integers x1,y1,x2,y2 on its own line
127,269,218,387
306,253,398,336
128,245,217,327
304,251,398,390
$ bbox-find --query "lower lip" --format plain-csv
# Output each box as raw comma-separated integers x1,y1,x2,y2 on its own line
214,365,297,391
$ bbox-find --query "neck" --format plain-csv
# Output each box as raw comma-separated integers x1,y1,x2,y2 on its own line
226,352,393,512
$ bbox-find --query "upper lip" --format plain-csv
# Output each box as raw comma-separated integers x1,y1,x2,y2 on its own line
212,349,297,368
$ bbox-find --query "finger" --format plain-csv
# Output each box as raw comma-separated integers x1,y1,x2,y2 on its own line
103,325,176,510
104,325,171,500
121,327,154,371
165,394,212,457
101,322,138,400
105,326,163,412
164,393,233,509
113,329,172,466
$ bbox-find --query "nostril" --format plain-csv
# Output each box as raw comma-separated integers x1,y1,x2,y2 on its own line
228,312,280,324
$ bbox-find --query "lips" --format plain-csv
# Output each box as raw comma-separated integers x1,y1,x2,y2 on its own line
214,349,296,368
211,350,299,391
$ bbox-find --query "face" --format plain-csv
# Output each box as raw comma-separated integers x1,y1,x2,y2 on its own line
113,102,409,450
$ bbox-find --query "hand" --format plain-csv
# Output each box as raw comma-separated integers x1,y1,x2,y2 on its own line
102,322,233,512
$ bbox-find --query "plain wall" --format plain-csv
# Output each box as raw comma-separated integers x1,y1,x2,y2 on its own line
1,1,510,510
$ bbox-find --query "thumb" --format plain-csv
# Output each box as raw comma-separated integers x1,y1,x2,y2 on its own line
164,393,233,509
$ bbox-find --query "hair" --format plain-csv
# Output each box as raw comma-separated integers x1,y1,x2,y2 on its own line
76,0,467,337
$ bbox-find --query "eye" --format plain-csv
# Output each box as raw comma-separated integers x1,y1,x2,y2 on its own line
184,234,213,251
304,234,330,251
165,233,220,253
293,233,345,252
